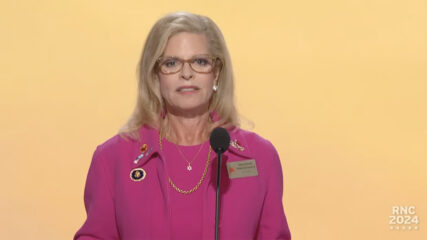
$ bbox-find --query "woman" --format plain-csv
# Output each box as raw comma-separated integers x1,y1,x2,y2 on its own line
74,12,291,240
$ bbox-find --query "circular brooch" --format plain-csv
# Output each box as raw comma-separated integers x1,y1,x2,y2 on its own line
130,168,146,182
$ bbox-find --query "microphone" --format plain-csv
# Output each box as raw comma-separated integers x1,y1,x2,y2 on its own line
210,127,230,154
209,127,230,240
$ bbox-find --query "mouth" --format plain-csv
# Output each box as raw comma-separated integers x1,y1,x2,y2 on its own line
176,85,200,93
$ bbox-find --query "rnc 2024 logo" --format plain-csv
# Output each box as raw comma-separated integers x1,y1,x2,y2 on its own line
389,205,419,231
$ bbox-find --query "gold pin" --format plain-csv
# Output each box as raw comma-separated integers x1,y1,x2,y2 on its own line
140,144,148,153
133,146,153,164
130,168,146,181
230,139,245,151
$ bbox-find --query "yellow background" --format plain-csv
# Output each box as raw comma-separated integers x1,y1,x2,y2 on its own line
1,0,425,239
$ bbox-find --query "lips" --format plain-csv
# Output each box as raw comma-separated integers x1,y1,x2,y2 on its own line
176,85,200,92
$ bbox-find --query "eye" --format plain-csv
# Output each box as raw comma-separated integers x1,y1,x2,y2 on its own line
193,58,210,66
163,59,177,68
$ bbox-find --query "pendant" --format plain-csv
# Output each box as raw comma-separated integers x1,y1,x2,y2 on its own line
187,164,192,171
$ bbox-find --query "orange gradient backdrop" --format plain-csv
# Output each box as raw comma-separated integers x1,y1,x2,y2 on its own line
0,0,426,239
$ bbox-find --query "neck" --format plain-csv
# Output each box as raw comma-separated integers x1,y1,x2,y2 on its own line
162,110,211,146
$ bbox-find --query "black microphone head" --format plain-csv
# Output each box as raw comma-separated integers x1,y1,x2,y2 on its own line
209,127,230,154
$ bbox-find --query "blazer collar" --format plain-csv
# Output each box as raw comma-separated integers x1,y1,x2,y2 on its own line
226,128,253,159
130,125,161,167
133,124,253,167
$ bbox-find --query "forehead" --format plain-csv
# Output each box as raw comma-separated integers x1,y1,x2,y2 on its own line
162,32,209,58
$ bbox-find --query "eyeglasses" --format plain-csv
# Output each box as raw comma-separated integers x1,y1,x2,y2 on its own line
157,55,218,74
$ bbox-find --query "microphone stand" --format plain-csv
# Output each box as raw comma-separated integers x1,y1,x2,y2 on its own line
215,149,223,240
210,127,230,240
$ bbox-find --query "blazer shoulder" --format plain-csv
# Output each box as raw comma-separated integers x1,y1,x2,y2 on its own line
95,132,139,157
232,129,283,183
232,128,276,153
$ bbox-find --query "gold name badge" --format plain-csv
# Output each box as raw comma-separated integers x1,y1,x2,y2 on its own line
226,159,258,179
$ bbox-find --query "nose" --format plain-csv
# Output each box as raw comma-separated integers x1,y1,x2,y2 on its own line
180,62,193,80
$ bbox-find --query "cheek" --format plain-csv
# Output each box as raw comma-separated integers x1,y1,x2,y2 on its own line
158,76,174,98
201,74,215,89
199,79,215,101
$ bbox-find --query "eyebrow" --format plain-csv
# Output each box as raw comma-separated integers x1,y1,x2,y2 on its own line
161,54,211,59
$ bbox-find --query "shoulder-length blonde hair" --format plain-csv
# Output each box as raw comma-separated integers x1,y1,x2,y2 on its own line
119,12,239,140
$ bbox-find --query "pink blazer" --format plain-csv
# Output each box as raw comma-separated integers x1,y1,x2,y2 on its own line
74,125,291,240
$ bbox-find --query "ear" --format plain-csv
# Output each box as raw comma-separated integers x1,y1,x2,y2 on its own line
213,67,220,86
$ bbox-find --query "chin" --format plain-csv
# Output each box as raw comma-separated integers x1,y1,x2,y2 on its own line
173,103,209,114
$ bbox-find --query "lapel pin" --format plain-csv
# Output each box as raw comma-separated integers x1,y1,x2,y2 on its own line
130,168,146,181
134,145,153,164
133,153,144,164
230,139,245,151
140,144,148,153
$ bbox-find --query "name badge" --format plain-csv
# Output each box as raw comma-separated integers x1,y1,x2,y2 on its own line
226,159,258,179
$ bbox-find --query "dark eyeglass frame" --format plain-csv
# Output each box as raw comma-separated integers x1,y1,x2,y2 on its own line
156,55,219,74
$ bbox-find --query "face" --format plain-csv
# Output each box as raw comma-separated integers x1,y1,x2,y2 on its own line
158,32,219,116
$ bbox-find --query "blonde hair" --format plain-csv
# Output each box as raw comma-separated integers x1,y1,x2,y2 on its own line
119,12,239,141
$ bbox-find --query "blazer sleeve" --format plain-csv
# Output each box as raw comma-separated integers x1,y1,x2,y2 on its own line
255,141,291,240
74,146,120,240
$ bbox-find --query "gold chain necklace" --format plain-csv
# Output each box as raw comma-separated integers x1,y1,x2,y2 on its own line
159,135,212,194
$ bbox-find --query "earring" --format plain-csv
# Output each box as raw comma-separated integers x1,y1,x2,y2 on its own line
212,85,218,92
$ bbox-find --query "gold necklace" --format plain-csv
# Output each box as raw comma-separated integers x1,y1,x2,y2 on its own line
174,141,204,171
159,135,212,194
